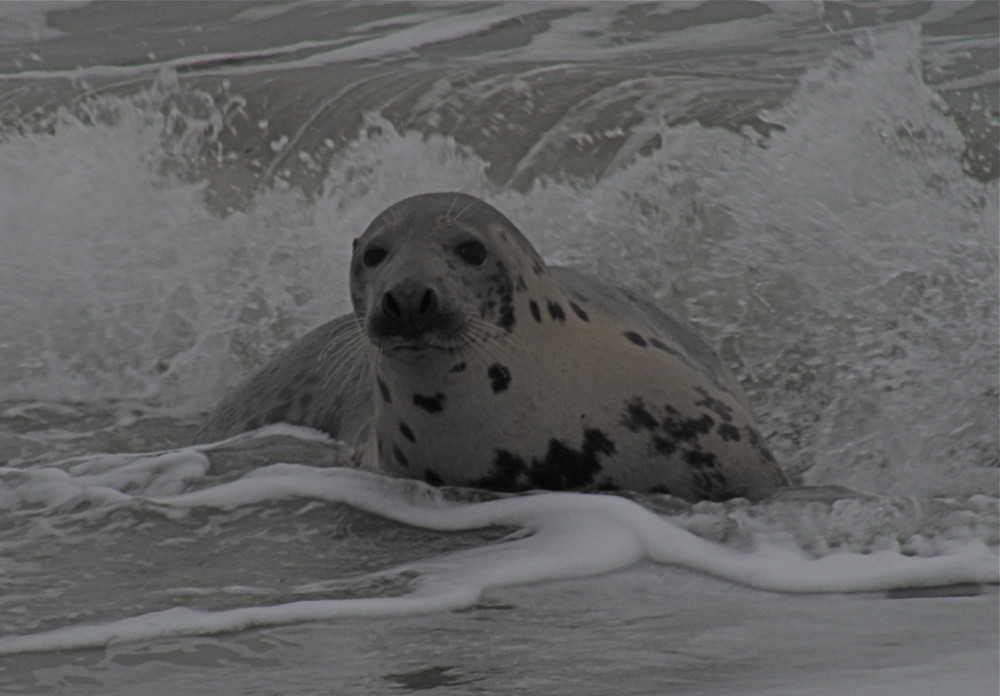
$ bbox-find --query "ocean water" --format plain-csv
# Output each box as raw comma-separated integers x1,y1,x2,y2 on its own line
0,2,997,694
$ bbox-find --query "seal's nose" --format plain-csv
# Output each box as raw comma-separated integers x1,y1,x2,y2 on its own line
376,280,443,339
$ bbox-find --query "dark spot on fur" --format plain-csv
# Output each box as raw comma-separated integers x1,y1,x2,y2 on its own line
661,408,714,442
399,422,416,442
569,301,589,322
515,275,527,291
691,469,736,502
378,377,392,404
652,435,677,457
645,406,716,460
695,388,734,422
621,397,658,432
472,428,616,492
528,428,616,490
532,260,545,276
684,450,718,469
424,469,444,486
474,449,527,490
493,261,516,332
487,364,511,393
393,445,409,469
649,337,682,358
498,305,515,331
450,362,467,373
650,485,671,495
528,439,587,489
529,300,542,323
413,393,445,413
547,301,566,323
718,423,741,442
623,331,647,347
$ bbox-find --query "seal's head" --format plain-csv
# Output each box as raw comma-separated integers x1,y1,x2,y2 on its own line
350,193,544,356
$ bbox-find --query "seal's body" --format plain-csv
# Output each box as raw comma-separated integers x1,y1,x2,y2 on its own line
197,193,788,501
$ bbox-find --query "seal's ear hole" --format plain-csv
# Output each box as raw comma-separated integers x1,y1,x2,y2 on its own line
456,240,488,267
363,246,388,268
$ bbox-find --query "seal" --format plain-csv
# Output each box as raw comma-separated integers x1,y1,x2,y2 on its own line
196,193,788,501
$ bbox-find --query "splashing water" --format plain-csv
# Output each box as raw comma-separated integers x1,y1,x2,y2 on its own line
0,3,996,693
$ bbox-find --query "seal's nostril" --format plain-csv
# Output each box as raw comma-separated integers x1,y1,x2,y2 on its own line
382,291,401,317
419,288,436,316
376,282,443,339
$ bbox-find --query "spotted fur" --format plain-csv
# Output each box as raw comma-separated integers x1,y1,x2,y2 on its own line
197,193,788,503
530,300,542,322
547,301,566,323
623,331,648,347
413,393,445,413
569,301,590,322
377,377,392,403
650,337,682,358
472,428,616,492
399,422,416,442
487,364,511,394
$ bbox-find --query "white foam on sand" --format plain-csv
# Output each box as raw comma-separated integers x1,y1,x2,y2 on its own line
0,464,995,655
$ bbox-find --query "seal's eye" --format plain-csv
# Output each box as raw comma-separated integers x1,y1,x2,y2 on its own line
363,247,388,268
456,240,487,267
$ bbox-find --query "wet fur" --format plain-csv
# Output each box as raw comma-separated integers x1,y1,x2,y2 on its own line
196,193,788,501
